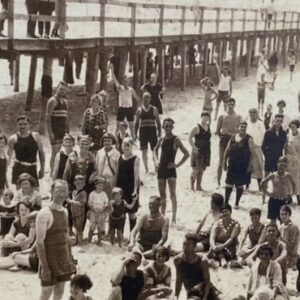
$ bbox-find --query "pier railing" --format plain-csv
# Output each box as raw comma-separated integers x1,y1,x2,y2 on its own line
5,0,300,41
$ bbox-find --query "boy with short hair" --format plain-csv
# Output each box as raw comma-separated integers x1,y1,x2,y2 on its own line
88,176,109,245
261,156,296,224
279,205,299,268
66,174,87,245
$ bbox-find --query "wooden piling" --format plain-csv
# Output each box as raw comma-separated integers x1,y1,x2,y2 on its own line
25,55,38,111
281,35,287,68
118,49,128,81
239,38,244,66
202,40,209,76
140,47,148,86
100,51,108,91
132,49,140,91
231,38,237,80
245,37,253,76
157,44,165,87
13,55,20,92
180,42,187,91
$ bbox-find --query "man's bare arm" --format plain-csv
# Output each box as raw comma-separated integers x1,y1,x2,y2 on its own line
175,138,190,168
129,214,147,247
7,135,16,166
157,217,169,247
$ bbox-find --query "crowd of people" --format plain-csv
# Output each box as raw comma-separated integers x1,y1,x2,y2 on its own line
0,45,300,300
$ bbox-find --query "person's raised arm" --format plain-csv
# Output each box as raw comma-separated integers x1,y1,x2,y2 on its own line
238,226,249,253
111,67,121,90
174,257,183,298
214,60,221,78
132,89,140,105
36,209,51,282
153,107,162,137
135,108,141,138
133,156,140,195
174,138,189,169
209,222,218,250
128,214,146,250
46,98,56,144
33,133,45,179
196,212,208,234
287,173,296,196
229,77,232,96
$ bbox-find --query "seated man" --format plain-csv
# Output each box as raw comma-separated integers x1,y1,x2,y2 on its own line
128,196,169,259
195,193,223,252
174,233,220,300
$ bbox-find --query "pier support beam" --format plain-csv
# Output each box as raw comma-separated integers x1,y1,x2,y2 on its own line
202,41,209,76
180,42,187,91
245,37,253,76
231,38,237,80
25,55,38,112
157,44,165,87
85,51,99,100
39,56,53,134
100,51,108,91
239,38,244,67
13,55,20,92
132,49,140,91
281,35,287,68
140,47,148,86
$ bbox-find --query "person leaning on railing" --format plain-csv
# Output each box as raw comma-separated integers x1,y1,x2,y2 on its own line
38,0,55,38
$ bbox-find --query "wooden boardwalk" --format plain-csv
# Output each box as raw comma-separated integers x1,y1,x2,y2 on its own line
0,0,299,110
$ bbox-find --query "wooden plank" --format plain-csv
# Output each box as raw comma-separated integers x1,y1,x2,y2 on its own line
159,5,164,37
180,42,187,91
100,0,106,37
14,55,20,92
25,55,38,111
7,0,14,40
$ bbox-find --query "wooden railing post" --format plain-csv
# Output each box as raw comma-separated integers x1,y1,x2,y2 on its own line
199,7,204,34
58,0,67,39
254,10,258,32
100,0,106,38
216,8,220,34
7,0,14,41
130,3,136,40
181,6,186,36
274,12,277,30
159,5,164,37
291,12,294,30
230,9,234,33
282,12,286,30
242,9,246,32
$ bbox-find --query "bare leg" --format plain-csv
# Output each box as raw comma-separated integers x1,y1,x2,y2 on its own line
158,179,167,214
117,230,123,247
39,286,53,300
196,169,204,191
128,121,135,139
0,256,16,270
50,143,61,175
190,167,199,191
115,121,121,137
223,101,228,112
214,101,221,121
142,149,149,173
14,254,31,268
168,178,177,224
110,229,115,245
53,282,65,300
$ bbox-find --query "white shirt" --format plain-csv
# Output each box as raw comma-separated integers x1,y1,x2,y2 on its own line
118,86,133,107
96,147,120,181
247,119,265,146
218,74,231,91
88,191,108,213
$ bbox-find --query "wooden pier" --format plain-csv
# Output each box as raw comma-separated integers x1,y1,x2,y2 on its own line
1,0,300,109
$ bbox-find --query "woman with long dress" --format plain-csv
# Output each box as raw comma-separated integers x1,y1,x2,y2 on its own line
286,120,300,205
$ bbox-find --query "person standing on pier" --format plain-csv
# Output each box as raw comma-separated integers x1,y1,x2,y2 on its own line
26,0,39,38
46,81,69,176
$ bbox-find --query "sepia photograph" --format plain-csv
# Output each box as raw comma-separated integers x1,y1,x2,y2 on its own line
0,0,299,299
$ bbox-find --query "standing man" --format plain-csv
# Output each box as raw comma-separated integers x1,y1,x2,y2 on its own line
262,113,287,177
215,98,241,188
128,196,169,259
36,179,75,300
46,81,69,175
214,61,232,121
95,132,120,198
270,100,290,132
8,115,45,186
247,108,265,190
154,118,189,225
111,65,139,139
174,233,218,300
135,92,161,173
141,73,165,115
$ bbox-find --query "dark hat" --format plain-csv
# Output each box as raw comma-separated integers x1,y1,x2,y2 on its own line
93,176,106,185
277,100,286,107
